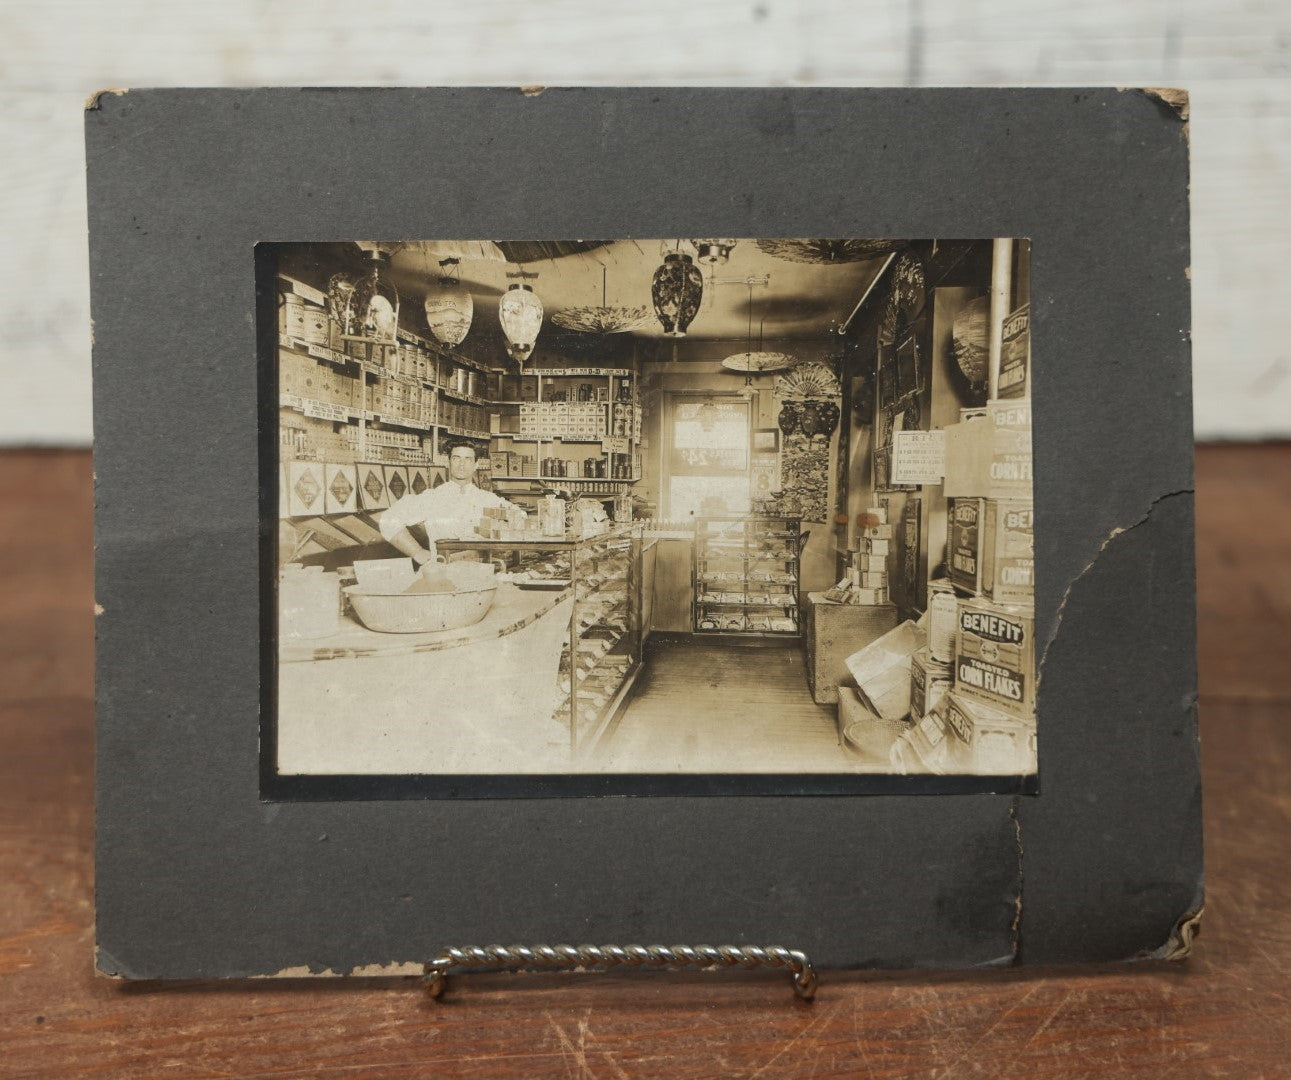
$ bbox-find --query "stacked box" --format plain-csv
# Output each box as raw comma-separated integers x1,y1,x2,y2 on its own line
281,294,330,346
942,400,1033,500
953,597,1035,718
948,498,1035,605
849,506,891,604
937,691,1036,775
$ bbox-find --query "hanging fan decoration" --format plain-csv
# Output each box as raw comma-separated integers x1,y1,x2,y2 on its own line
774,361,842,401
498,273,544,363
651,251,704,337
691,238,738,265
552,264,652,334
879,252,927,346
423,258,474,346
756,238,907,265
951,294,991,388
721,276,795,377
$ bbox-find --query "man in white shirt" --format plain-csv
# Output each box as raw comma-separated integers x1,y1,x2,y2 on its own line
379,444,512,563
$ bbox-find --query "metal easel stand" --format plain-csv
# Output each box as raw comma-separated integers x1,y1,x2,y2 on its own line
424,944,818,1002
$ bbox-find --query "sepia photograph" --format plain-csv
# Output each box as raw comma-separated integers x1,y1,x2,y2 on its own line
265,238,1035,786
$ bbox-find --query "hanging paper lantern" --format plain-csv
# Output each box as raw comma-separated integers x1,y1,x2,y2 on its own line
498,282,543,363
651,253,703,337
424,277,474,346
952,295,990,387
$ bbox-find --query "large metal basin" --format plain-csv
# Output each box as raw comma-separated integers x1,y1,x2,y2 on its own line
344,561,500,634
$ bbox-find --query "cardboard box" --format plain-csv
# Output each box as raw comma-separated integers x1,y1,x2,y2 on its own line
939,691,1036,775
861,538,890,557
843,619,926,720
855,554,887,574
954,597,1036,718
942,400,1033,500
949,498,1034,603
854,586,889,606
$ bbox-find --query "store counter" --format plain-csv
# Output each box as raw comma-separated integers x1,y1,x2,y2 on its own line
277,583,576,775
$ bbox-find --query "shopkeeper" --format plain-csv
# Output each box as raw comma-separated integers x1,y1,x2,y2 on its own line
379,444,515,563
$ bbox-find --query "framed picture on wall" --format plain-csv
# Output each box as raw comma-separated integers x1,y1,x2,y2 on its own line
752,428,779,454
878,352,898,408
896,336,921,399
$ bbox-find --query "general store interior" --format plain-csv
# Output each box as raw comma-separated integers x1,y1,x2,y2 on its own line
271,238,1034,777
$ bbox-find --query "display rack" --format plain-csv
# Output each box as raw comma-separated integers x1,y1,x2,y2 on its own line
693,515,802,637
438,524,644,755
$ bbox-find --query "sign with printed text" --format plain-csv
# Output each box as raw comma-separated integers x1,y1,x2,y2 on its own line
601,437,630,454
891,430,946,485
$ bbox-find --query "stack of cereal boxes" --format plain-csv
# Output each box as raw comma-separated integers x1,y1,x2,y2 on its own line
849,506,890,605
932,400,1037,774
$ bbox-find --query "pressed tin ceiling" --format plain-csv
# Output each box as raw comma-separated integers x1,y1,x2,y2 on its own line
380,240,889,343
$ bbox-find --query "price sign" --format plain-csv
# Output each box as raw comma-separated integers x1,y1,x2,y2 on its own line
891,430,946,485
601,437,630,454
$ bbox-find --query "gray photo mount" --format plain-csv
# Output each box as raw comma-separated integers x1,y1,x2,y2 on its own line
88,87,1199,980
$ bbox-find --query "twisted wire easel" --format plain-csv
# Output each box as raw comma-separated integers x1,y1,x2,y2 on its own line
424,944,818,1001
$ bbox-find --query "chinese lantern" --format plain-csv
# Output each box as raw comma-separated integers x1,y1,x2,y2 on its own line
498,282,543,363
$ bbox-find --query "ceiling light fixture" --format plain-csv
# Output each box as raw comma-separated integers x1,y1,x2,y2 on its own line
691,238,738,265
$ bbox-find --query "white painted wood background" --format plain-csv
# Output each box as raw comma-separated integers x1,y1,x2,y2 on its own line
3,0,1287,444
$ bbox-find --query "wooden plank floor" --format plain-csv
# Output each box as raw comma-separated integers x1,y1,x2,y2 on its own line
1,446,1289,1077
600,639,851,772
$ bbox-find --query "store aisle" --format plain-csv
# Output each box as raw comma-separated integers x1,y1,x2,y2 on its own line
597,638,857,773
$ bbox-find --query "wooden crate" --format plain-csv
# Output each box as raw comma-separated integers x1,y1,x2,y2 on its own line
803,593,900,705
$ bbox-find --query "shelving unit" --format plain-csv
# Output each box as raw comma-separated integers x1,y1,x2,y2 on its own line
276,275,494,470
489,368,643,506
692,515,803,636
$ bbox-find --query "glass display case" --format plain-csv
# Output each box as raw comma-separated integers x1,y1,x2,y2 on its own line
692,515,802,637
439,523,644,756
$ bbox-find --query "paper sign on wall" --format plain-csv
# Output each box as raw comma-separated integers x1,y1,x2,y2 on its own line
891,430,946,485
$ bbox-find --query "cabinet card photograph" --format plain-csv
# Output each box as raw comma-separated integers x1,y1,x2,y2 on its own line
263,238,1035,796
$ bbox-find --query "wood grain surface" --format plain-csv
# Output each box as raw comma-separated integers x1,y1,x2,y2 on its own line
1,445,1289,1078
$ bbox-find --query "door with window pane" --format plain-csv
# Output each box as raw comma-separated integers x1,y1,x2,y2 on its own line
666,396,750,520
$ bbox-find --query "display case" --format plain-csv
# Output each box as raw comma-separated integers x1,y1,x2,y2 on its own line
692,515,802,637
439,523,644,755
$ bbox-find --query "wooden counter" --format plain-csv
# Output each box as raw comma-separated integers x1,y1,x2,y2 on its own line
279,582,572,663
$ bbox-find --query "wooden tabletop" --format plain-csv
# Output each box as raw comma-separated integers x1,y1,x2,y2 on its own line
1,446,1288,1078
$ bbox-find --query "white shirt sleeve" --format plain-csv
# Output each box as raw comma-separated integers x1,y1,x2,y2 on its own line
377,490,437,542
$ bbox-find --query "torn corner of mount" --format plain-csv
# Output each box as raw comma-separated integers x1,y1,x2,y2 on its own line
1135,87,1191,124
1152,903,1205,962
85,88,130,112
